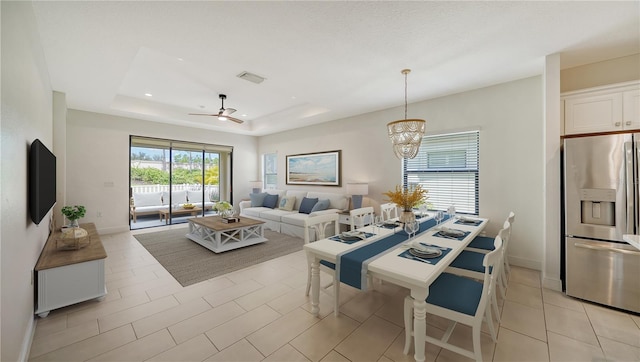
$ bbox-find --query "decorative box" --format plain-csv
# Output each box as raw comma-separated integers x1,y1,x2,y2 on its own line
222,217,239,224
57,227,90,250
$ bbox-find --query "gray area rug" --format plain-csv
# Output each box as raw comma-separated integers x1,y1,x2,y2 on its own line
134,228,304,287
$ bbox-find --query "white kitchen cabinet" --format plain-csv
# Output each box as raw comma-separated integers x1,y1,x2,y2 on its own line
562,81,640,135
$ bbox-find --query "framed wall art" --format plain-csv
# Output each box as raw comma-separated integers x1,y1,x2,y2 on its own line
286,150,341,186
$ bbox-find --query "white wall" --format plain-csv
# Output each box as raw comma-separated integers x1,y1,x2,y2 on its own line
259,76,544,270
66,110,258,234
1,2,54,361
561,53,640,92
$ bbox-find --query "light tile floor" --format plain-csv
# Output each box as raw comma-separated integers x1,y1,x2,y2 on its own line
29,225,640,361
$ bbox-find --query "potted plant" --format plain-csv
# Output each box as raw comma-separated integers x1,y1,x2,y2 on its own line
383,185,428,223
61,205,86,228
214,201,233,218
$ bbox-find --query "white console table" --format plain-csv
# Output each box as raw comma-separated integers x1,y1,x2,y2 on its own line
34,223,107,318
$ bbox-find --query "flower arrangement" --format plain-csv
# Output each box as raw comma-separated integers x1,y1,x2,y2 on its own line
214,201,232,212
383,185,428,211
61,205,86,227
214,201,233,217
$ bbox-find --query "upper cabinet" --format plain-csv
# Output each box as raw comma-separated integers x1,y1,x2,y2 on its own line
562,81,640,135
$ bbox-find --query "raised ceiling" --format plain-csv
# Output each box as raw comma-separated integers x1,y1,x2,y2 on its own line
31,1,639,136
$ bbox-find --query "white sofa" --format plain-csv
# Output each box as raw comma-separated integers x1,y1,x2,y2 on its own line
239,189,349,239
130,189,215,222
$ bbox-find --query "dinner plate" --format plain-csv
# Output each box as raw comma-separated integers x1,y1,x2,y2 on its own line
409,247,442,258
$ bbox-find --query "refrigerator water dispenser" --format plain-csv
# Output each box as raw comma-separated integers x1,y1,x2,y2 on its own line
580,188,616,226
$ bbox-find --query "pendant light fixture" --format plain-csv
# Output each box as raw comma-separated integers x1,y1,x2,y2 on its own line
387,69,426,159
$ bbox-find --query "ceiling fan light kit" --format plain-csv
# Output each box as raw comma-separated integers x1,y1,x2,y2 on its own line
387,69,426,160
188,94,244,124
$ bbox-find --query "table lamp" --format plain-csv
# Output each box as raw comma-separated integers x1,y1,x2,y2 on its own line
347,183,369,209
250,181,263,194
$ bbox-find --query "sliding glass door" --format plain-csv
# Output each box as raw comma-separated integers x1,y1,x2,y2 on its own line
129,136,233,230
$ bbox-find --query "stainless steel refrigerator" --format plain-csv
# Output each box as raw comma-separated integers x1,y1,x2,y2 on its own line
564,133,640,314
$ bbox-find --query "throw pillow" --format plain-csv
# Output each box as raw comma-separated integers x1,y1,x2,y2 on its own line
263,194,279,209
279,196,296,211
299,197,319,214
310,199,330,212
250,192,268,207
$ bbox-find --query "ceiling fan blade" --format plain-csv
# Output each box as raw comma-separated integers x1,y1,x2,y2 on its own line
188,113,219,116
227,116,244,124
222,107,237,116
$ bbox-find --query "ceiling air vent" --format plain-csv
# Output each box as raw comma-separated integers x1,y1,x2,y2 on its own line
237,71,266,84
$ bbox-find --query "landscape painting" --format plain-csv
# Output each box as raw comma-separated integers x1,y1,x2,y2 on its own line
286,150,341,186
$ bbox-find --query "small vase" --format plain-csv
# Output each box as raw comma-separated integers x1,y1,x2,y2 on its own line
68,219,80,228
399,210,416,224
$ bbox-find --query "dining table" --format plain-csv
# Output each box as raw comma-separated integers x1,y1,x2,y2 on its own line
304,213,488,362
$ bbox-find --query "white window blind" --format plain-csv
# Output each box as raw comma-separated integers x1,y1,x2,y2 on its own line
403,130,479,215
263,153,277,189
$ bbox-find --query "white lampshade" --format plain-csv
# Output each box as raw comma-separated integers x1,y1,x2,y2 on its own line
249,181,263,189
346,183,369,196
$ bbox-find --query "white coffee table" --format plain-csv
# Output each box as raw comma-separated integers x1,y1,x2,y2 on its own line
186,215,267,253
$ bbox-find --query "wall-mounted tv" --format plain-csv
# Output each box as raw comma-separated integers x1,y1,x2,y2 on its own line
29,139,56,225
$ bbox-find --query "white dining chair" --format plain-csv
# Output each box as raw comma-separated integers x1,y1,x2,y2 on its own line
303,213,341,316
446,221,511,330
403,233,504,362
349,206,374,231
465,212,515,299
379,203,398,221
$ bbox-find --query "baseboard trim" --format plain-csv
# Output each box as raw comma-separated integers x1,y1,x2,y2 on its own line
97,225,130,235
508,255,542,271
542,277,562,291
19,315,36,362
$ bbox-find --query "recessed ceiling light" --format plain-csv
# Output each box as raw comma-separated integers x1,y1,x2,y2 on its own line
241,114,248,117
144,93,153,97
291,96,296,100
177,58,184,61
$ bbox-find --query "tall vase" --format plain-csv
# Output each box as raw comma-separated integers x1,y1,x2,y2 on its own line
69,219,80,228
399,210,415,224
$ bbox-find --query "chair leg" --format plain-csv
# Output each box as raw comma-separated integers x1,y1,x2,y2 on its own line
485,303,497,343
492,291,501,324
472,324,483,362
403,296,414,355
333,276,340,317
305,265,312,296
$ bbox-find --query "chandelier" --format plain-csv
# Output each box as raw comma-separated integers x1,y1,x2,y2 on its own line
387,69,426,159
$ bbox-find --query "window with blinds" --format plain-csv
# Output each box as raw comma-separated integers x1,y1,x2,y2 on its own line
403,130,479,215
263,153,277,189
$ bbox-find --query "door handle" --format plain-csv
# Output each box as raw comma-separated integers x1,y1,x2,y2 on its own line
625,121,632,126
615,122,622,127
575,242,640,256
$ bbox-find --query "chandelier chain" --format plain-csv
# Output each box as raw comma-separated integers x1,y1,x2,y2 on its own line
404,71,408,120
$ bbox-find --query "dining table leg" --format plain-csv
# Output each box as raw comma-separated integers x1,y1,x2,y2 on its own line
411,288,429,362
310,256,320,316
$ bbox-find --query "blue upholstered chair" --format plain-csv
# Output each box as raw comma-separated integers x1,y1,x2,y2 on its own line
403,233,504,362
379,203,398,221
465,212,515,299
303,213,341,316
349,206,374,231
447,221,511,331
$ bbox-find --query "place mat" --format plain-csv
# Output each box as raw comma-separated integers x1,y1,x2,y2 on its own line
454,218,482,226
398,243,452,265
380,222,401,229
329,232,376,244
433,229,470,241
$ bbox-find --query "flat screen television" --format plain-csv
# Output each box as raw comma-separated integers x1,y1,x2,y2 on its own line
29,139,56,225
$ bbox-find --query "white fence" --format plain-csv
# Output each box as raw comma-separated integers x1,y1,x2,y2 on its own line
131,184,220,200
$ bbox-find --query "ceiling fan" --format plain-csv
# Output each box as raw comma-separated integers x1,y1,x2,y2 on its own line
189,94,244,124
